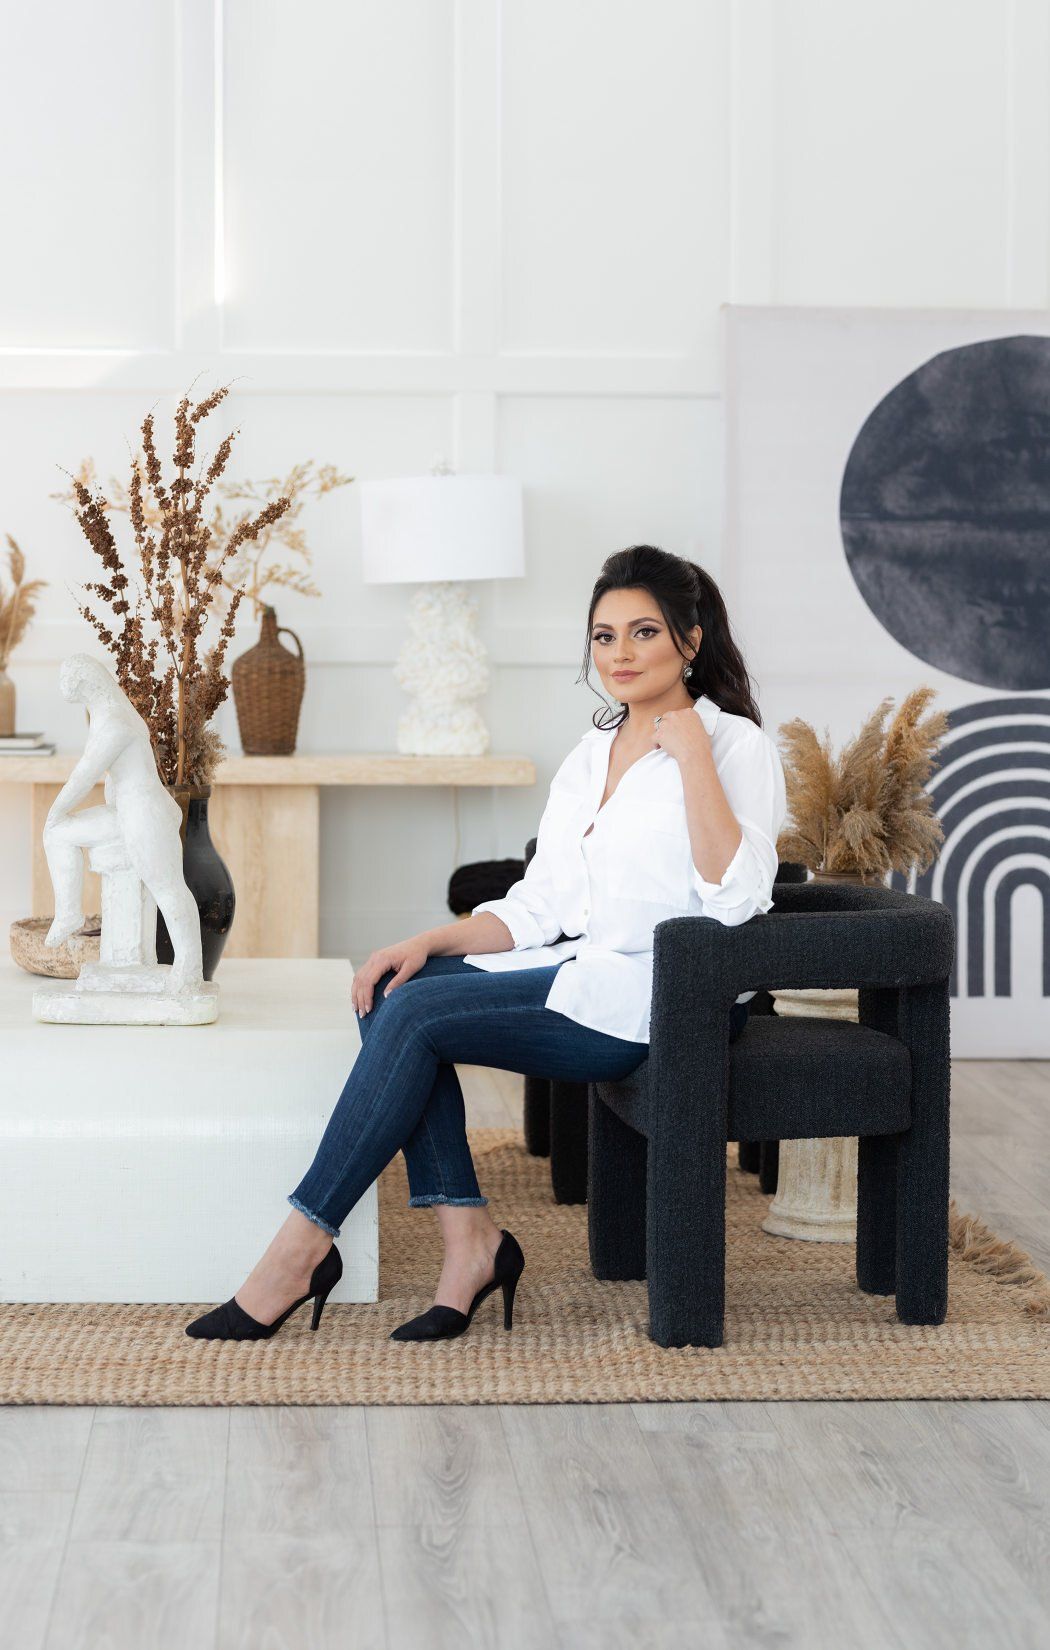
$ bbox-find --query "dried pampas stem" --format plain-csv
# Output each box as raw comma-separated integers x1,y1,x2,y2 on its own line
62,384,291,789
0,535,48,670
776,689,948,881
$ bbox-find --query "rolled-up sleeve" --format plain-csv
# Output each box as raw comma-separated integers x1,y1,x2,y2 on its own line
692,733,787,927
471,877,563,950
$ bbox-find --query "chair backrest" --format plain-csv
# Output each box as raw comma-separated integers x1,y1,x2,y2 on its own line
766,878,916,915
747,875,926,1013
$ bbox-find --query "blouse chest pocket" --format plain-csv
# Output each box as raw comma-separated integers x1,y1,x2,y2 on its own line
537,782,587,887
606,795,691,906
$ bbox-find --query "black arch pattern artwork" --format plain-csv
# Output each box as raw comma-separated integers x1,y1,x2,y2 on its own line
888,695,1050,999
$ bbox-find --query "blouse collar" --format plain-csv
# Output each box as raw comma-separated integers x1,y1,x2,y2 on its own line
582,694,721,741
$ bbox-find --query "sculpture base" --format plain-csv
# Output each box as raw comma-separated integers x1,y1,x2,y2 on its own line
76,961,186,995
33,980,219,1026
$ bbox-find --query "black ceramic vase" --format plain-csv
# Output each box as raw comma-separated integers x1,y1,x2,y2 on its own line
157,785,236,980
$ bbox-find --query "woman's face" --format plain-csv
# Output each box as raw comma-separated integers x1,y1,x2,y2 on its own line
590,586,700,709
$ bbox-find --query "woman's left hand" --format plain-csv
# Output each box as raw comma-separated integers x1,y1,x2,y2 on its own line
651,706,712,769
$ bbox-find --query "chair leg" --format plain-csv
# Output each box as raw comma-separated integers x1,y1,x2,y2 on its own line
759,1140,779,1195
550,1079,589,1204
737,1140,761,1174
646,1127,726,1349
856,1133,898,1295
523,1076,551,1156
587,1093,647,1280
895,981,950,1326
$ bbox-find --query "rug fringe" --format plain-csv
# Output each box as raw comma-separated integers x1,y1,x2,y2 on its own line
948,1196,1050,1318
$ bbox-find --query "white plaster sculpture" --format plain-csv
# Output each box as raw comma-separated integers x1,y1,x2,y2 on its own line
32,654,218,1026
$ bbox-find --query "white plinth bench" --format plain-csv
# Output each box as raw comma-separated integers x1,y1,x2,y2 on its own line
0,957,377,1304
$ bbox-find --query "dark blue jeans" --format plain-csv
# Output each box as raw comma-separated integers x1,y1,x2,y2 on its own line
287,955,750,1238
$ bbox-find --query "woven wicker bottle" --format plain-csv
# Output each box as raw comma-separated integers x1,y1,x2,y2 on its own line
231,605,305,755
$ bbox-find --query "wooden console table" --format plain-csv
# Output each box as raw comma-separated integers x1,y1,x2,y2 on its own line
1,752,536,958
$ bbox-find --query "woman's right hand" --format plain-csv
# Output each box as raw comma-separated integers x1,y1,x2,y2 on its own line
351,937,430,1017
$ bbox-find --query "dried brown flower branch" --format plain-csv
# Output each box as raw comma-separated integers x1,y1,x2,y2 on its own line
776,688,949,880
0,535,48,669
59,384,291,788
55,455,351,622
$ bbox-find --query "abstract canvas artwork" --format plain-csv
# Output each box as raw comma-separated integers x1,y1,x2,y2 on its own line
840,335,1050,692
725,307,1050,1056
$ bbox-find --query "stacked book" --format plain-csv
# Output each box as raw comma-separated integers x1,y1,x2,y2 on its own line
0,732,56,757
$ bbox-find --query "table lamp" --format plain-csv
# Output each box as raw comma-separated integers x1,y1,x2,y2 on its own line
359,466,525,755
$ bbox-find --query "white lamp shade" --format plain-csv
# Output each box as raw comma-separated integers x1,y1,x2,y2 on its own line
359,474,525,585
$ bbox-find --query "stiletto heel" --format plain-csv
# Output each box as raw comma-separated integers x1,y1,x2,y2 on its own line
185,1243,343,1341
501,1271,519,1330
311,1286,334,1331
390,1228,525,1342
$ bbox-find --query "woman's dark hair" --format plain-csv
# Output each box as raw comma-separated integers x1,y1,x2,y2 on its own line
579,545,763,730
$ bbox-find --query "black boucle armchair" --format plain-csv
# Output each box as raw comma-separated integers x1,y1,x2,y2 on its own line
521,838,806,1203
588,880,955,1348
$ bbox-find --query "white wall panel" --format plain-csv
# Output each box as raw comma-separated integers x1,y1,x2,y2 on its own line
495,395,722,637
221,0,455,350
769,0,1012,307
499,0,729,357
0,1,176,348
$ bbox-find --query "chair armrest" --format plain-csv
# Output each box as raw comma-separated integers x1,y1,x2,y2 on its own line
644,888,953,1177
652,885,954,1016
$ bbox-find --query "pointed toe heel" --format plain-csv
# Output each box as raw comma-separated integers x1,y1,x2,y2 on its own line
184,1242,343,1341
390,1228,525,1343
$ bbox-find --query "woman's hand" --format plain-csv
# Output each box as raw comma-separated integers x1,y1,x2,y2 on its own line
651,705,713,770
351,936,430,1017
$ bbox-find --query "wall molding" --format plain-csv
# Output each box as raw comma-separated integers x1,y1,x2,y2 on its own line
0,350,718,398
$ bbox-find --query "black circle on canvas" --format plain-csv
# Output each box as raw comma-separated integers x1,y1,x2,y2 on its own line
839,334,1050,690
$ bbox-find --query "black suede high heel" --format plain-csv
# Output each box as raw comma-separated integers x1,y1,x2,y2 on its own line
185,1243,343,1340
390,1228,525,1341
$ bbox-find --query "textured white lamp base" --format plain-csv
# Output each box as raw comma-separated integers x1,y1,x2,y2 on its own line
394,581,492,756
761,987,860,1244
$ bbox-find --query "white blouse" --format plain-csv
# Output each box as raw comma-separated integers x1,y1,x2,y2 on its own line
463,694,788,1044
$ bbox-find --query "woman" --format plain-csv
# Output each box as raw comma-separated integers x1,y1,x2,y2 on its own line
185,545,787,1343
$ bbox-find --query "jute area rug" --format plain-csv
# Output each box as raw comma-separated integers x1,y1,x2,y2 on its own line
2,1128,1049,1405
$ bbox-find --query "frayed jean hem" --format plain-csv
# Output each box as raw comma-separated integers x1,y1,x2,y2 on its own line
286,1193,341,1238
408,1193,489,1208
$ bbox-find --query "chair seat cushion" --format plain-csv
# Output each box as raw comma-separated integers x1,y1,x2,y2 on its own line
727,1014,912,1139
594,1014,912,1142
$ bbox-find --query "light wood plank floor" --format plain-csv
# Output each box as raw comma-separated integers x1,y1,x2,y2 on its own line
1,1059,1047,1650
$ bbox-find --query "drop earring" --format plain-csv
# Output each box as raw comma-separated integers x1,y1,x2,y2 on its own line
682,663,693,680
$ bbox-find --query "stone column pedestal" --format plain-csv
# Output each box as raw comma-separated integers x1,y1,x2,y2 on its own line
760,986,859,1243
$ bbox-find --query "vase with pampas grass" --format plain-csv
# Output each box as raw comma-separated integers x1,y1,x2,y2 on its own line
59,382,291,976
776,685,948,886
762,688,949,1245
0,536,47,737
